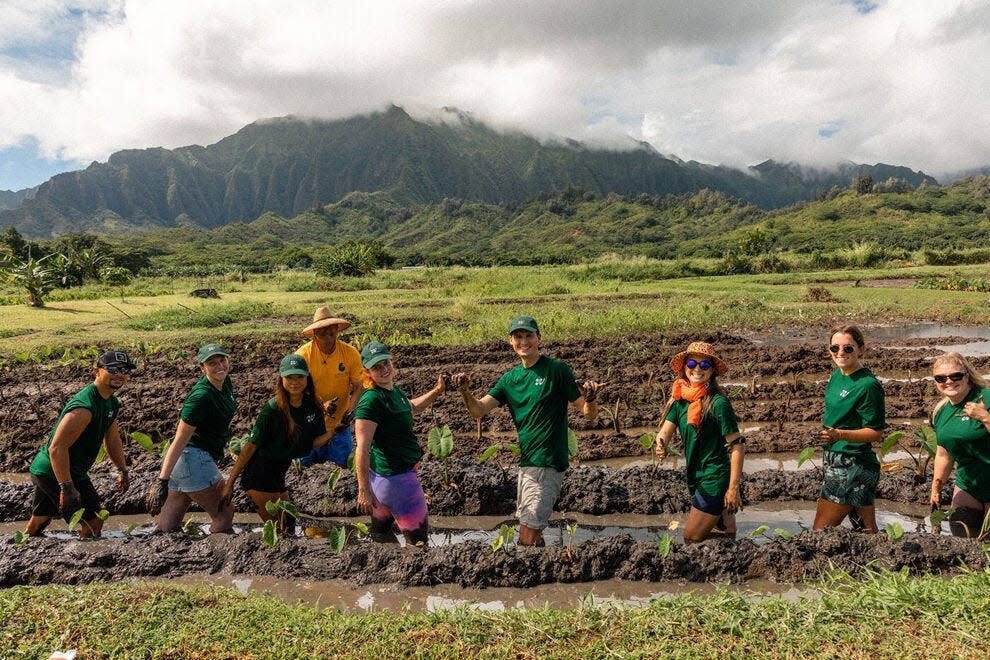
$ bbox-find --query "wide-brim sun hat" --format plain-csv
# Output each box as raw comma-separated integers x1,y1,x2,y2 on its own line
301,306,352,336
669,341,727,376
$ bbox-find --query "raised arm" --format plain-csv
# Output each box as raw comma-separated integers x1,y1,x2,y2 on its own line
452,373,500,419
409,373,449,414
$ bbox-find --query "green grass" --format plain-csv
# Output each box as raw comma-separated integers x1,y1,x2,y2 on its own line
1,569,988,658
3,260,990,360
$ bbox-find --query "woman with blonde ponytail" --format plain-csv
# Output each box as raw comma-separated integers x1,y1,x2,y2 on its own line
655,341,744,542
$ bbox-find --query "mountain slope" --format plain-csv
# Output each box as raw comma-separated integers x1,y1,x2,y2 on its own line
2,106,936,238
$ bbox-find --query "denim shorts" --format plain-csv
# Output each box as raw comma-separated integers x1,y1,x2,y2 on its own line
297,427,353,467
169,446,222,493
691,491,726,516
516,466,566,530
820,450,879,507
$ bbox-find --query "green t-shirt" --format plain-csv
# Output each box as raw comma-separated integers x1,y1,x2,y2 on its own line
30,384,121,482
180,376,237,462
933,386,990,502
488,355,581,471
354,385,423,476
247,397,327,465
665,393,740,496
822,367,885,467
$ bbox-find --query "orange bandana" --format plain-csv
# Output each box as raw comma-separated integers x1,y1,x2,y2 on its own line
671,378,709,428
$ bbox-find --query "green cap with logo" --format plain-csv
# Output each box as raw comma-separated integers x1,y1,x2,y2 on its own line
360,341,392,368
196,342,229,364
508,315,540,335
279,353,309,377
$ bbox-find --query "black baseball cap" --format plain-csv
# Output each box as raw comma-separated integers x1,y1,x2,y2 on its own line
96,349,137,370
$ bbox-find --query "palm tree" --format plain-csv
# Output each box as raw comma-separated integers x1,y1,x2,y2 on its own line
0,253,62,306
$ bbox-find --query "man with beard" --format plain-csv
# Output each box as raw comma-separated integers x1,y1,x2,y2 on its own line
26,349,134,538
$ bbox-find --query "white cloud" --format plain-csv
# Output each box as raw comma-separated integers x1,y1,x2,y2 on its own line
0,0,987,187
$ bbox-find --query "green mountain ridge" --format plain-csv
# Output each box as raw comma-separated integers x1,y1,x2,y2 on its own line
2,105,937,238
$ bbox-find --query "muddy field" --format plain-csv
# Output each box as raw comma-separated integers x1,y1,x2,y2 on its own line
1,328,988,590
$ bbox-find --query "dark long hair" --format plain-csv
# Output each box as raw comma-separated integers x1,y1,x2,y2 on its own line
273,374,316,443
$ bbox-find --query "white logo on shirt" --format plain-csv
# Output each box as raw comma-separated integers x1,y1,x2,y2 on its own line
840,389,850,398
534,377,546,387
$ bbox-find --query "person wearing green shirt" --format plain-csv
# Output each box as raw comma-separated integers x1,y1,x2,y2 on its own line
354,341,448,547
654,341,744,542
147,343,237,533
929,352,990,537
814,325,886,533
222,354,334,534
26,349,134,538
454,315,600,547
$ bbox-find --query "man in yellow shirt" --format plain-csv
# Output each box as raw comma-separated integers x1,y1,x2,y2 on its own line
294,307,364,467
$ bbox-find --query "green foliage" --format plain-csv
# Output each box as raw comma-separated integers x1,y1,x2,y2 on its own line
491,523,515,552
427,425,454,460
228,434,248,457
0,252,63,306
316,240,394,277
915,276,990,292
123,300,276,331
327,467,343,492
796,446,818,470
884,522,905,541
67,508,85,531
130,431,155,452
478,445,500,464
657,533,673,558
12,530,28,545
326,522,368,553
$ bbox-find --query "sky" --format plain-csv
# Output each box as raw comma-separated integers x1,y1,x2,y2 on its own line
1,0,988,191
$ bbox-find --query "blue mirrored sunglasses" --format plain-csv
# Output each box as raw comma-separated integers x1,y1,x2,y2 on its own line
102,364,132,374
685,359,712,371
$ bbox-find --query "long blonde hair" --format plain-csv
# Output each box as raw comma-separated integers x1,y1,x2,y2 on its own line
931,352,989,420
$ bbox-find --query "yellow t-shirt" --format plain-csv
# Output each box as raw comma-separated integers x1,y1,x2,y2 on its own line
295,339,363,429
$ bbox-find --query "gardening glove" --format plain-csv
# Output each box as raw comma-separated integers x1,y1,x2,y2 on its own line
59,482,82,516
579,380,600,403
452,372,472,392
146,478,170,514
322,397,339,418
115,467,130,493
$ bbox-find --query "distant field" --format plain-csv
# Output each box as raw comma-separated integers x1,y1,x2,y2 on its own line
2,260,990,360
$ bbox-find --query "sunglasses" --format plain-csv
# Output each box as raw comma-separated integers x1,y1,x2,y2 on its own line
829,344,856,355
933,372,966,384
102,364,132,375
685,359,713,371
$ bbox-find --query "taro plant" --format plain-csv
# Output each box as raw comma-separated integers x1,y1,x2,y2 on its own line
598,398,624,433
13,530,28,545
261,499,300,546
657,533,674,558
750,525,793,540
428,424,455,487
561,522,579,562
929,507,953,533
228,434,249,457
796,446,820,470
491,523,515,552
637,433,668,472
327,467,344,492
326,521,369,553
880,426,936,477
130,431,155,453
567,428,578,462
884,522,905,541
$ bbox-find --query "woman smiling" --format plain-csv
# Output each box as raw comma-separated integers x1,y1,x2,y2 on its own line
814,325,886,533
929,352,990,537
655,341,744,542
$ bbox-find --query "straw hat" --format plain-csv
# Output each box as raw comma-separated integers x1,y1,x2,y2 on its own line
669,341,727,375
300,306,352,336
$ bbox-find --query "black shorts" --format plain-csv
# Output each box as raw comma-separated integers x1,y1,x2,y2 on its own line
30,473,102,522
240,456,290,493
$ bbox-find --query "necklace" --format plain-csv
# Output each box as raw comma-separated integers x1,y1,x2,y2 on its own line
316,339,338,365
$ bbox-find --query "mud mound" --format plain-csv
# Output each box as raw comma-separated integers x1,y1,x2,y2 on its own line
1,527,983,589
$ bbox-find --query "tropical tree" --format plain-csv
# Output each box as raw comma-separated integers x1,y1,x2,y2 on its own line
0,253,63,306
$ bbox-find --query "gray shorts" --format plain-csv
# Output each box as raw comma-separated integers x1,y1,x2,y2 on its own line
169,446,222,493
516,466,565,530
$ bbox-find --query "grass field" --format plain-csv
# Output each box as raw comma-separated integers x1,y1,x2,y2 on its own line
3,260,990,361
1,569,988,658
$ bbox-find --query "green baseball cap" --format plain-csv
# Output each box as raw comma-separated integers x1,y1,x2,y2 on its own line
360,341,392,368
196,342,229,364
279,354,309,377
508,315,540,335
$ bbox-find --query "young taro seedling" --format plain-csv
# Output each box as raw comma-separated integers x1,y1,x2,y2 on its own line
327,522,369,553
749,525,793,541
262,499,301,546
657,533,674,558
491,523,515,552
880,426,936,478
428,424,455,488
560,522,579,563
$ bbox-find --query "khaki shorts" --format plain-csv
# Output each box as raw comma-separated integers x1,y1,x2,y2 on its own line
516,466,565,530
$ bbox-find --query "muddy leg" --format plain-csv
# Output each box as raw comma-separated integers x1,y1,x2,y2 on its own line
518,524,545,546
370,508,399,543
156,489,193,532
813,499,853,530
25,516,51,537
79,517,104,539
851,505,878,533
683,507,721,543
188,481,234,533
948,507,985,538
